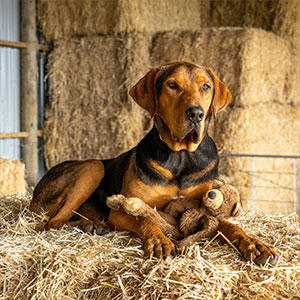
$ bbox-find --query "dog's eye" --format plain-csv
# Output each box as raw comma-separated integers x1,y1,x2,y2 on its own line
200,83,211,92
224,200,228,204
167,81,179,90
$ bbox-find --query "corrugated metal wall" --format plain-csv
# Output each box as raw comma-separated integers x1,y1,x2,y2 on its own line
0,0,20,159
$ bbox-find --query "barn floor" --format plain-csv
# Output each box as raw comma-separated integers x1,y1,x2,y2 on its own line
0,196,299,299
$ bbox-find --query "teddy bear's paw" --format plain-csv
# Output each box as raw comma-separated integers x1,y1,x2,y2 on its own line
106,194,127,211
123,197,144,216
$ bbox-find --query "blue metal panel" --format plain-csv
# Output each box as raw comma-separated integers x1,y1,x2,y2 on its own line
0,0,20,159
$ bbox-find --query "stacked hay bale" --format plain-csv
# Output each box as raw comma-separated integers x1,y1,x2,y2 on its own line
37,0,201,42
150,28,300,214
0,158,27,196
43,35,149,167
206,0,300,51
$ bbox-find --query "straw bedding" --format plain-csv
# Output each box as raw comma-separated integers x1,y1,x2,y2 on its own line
0,195,299,299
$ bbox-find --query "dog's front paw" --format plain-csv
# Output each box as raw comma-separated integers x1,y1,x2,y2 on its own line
142,231,175,258
238,236,278,266
140,218,175,258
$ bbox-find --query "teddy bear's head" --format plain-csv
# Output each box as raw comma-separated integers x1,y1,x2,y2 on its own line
202,180,242,219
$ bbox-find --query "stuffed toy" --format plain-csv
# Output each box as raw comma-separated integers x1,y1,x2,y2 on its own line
106,180,241,247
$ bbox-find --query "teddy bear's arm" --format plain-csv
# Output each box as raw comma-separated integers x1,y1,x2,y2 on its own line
178,216,219,247
164,198,201,218
179,207,206,236
107,194,182,239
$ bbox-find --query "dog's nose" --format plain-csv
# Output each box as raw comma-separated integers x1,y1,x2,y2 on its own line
185,106,204,123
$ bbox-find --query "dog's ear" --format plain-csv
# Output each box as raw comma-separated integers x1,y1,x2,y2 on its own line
129,68,161,117
205,68,231,117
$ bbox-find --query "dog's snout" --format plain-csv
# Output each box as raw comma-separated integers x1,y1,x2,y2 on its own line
185,106,204,123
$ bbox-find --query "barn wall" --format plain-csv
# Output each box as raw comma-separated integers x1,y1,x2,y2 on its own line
0,0,20,159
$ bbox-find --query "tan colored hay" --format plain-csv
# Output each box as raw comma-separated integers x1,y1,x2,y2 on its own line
37,0,119,41
0,158,28,197
215,104,300,215
44,35,149,168
117,0,201,33
0,196,299,299
271,0,300,51
37,0,201,42
151,28,300,106
207,0,300,49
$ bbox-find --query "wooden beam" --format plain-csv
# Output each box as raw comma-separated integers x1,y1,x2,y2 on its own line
0,130,43,139
0,39,48,51
21,0,38,187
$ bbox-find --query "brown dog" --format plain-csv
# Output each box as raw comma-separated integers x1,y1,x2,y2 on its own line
30,62,277,264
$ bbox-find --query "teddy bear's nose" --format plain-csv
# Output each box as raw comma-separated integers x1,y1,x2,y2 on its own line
208,191,216,199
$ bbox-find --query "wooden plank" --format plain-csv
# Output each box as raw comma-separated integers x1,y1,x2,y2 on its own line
21,0,39,187
0,39,48,51
0,130,43,139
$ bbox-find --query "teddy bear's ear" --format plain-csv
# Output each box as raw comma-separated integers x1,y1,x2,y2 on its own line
231,202,242,217
212,178,226,189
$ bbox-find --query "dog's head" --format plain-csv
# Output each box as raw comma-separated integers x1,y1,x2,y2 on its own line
130,62,231,152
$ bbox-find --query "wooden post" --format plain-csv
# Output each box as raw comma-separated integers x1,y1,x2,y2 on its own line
21,0,38,187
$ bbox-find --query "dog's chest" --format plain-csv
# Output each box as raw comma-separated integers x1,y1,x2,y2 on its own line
122,153,216,209
155,149,217,189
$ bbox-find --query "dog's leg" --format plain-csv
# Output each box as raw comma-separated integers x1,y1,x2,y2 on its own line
218,220,278,265
108,209,176,258
30,159,105,230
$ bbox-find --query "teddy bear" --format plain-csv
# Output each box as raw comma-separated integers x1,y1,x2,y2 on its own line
106,179,241,247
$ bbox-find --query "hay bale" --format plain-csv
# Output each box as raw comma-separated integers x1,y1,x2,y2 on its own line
0,196,299,299
117,0,201,33
37,0,201,42
207,0,278,29
207,0,300,49
0,158,28,197
215,104,300,215
119,32,155,133
37,0,119,41
44,34,152,168
151,28,300,106
271,0,300,51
